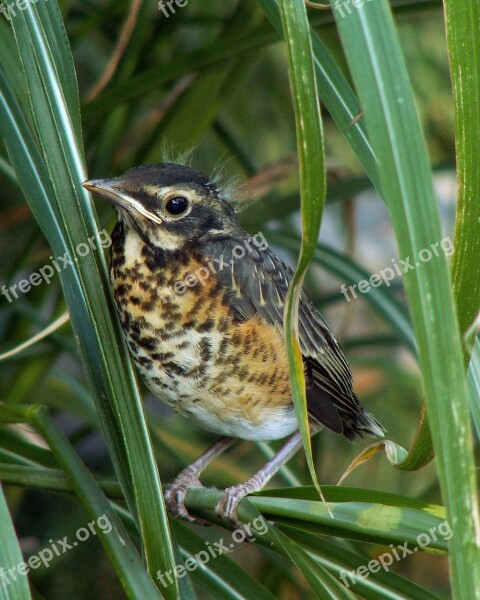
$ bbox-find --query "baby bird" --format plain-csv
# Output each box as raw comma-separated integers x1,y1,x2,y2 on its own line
83,163,383,524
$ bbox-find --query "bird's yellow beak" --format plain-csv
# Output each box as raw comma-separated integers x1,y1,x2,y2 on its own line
82,178,163,224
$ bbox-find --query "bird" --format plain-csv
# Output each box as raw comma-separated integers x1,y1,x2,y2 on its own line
82,163,383,525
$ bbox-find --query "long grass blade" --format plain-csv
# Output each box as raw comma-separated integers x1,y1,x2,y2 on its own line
275,0,327,501
0,405,164,599
0,3,181,594
329,1,480,596
0,485,33,600
444,0,480,357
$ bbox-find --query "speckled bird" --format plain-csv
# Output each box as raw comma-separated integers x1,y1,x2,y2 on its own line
83,163,383,524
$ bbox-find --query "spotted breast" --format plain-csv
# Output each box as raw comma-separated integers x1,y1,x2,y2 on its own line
110,219,296,441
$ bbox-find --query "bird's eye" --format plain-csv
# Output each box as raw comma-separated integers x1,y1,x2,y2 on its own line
165,196,189,216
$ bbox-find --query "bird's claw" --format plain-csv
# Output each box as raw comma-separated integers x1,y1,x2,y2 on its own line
167,470,261,540
164,471,211,526
214,483,256,541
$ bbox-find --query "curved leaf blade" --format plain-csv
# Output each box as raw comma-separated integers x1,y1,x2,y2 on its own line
330,1,480,595
0,485,33,600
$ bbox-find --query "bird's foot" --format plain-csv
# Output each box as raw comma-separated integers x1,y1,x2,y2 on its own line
164,467,211,526
214,476,263,539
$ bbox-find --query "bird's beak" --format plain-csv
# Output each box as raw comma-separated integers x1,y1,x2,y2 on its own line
82,178,163,224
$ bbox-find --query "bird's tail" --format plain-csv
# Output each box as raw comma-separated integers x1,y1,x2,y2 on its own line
340,392,385,441
360,410,385,438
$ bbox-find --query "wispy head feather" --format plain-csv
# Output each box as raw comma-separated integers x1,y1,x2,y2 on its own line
155,143,260,213
158,140,194,167
208,154,266,213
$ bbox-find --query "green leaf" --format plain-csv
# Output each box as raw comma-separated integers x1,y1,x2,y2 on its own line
280,525,441,600
173,521,278,600
337,441,408,485
257,0,379,188
467,336,480,439
276,0,327,503
249,497,449,551
465,314,480,439
250,0,435,469
0,3,181,596
184,486,448,548
0,404,164,600
272,528,357,600
330,0,480,596
257,485,444,515
0,463,122,499
184,488,355,599
0,485,33,600
445,0,480,360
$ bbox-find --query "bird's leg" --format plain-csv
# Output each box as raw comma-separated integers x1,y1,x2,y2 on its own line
165,436,235,525
215,422,322,525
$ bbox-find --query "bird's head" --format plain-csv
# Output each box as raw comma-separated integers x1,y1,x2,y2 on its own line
82,163,239,250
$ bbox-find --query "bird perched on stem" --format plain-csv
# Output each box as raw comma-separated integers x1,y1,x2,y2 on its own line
83,163,383,526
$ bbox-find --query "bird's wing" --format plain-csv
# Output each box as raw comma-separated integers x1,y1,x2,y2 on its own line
202,235,382,438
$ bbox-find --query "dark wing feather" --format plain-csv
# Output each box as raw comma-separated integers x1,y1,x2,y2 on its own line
202,235,383,439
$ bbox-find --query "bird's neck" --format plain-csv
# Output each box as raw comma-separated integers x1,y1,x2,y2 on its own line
110,219,202,275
